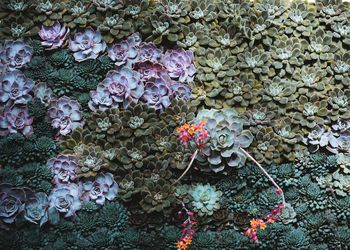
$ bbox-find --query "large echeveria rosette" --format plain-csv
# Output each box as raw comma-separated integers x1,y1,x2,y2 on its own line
0,70,34,105
68,28,106,62
47,96,84,136
0,40,33,71
38,21,70,50
195,108,254,173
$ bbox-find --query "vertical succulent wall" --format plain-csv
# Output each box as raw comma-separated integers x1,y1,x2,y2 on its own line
0,0,350,249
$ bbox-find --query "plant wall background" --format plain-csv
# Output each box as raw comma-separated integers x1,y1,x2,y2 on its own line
1,0,350,249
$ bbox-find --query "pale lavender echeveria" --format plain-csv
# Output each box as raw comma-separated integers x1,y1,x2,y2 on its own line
33,82,55,106
68,28,106,62
47,96,84,136
0,184,28,224
47,154,78,185
24,192,49,226
0,105,33,137
88,85,115,112
161,48,196,82
48,183,81,224
38,21,70,50
141,77,172,111
80,173,119,205
134,61,168,81
0,70,34,105
137,42,162,62
170,82,192,101
0,40,33,71
107,40,138,66
127,32,142,47
102,67,143,108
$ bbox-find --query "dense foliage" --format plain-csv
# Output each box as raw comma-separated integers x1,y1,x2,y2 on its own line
1,0,350,249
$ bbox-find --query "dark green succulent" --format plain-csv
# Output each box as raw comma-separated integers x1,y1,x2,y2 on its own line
306,28,339,62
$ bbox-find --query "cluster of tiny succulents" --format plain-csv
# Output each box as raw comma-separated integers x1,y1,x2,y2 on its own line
1,0,350,249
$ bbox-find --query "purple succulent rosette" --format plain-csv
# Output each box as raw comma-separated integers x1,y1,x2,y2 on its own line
24,192,49,226
127,32,142,47
101,67,144,108
0,40,33,71
38,21,70,50
170,82,192,101
33,82,55,106
47,154,78,185
0,70,34,105
48,183,81,224
88,84,115,112
141,77,172,111
134,61,168,82
47,96,84,136
107,40,138,67
68,28,106,62
80,173,119,205
137,42,162,62
0,184,31,224
161,48,196,82
0,104,33,137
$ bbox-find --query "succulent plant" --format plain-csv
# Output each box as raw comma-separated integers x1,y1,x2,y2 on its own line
293,64,330,94
47,154,78,185
283,1,318,37
47,96,84,136
328,88,350,120
92,0,123,11
169,82,192,101
141,77,172,112
139,178,175,213
38,21,70,50
221,72,261,111
244,103,276,128
331,21,350,45
262,76,297,106
189,0,217,22
68,28,106,62
316,0,347,24
251,127,282,164
134,61,168,82
209,23,245,53
0,40,33,71
306,125,338,153
306,28,338,61
195,108,254,173
327,51,350,86
289,94,328,129
0,183,32,223
337,153,350,174
237,46,270,75
270,35,307,75
0,70,34,105
0,104,33,137
34,0,66,25
156,0,190,23
189,183,222,216
63,0,96,29
80,172,118,205
33,82,55,106
161,48,196,82
176,22,207,49
330,170,350,197
97,68,144,109
24,192,49,226
88,84,115,112
107,39,138,67
48,183,81,224
116,169,144,201
255,0,286,20
136,42,162,63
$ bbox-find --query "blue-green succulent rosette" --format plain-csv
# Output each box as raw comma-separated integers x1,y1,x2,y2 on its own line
195,108,254,173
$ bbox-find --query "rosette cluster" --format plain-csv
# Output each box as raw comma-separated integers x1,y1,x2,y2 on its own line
89,33,195,112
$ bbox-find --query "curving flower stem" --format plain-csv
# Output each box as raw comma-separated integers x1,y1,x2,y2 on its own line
173,149,199,185
240,147,286,207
